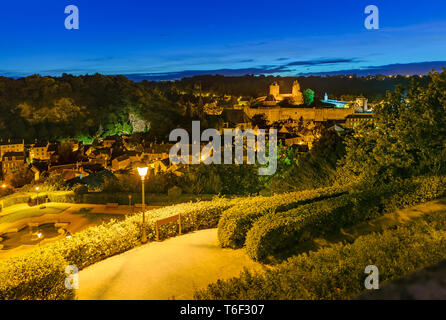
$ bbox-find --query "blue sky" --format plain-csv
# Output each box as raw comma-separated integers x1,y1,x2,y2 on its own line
1,0,446,79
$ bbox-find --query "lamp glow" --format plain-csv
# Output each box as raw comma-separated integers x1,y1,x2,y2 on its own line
137,167,148,179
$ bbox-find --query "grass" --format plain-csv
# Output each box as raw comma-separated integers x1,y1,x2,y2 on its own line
0,205,70,224
72,210,126,224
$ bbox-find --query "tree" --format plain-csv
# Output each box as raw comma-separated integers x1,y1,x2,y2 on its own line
303,89,315,106
6,167,34,188
341,70,446,184
251,114,268,129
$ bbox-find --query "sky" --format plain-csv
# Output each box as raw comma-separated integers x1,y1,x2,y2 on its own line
0,0,446,80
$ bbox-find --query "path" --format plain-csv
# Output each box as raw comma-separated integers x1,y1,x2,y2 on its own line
77,228,266,300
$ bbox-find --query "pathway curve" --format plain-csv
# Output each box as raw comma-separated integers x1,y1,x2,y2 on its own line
77,228,266,300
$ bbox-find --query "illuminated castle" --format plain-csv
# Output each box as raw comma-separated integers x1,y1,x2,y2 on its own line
267,80,304,105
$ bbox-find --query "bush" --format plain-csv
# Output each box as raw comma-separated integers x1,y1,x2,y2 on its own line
127,196,238,241
0,191,76,209
195,212,446,300
245,175,446,262
217,187,346,249
0,248,73,300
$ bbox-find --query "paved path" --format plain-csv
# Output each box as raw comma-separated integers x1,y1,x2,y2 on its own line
77,228,266,300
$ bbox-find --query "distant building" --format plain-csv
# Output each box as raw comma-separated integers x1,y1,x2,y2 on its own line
29,141,51,162
2,152,26,175
267,81,304,105
344,114,374,129
0,139,24,158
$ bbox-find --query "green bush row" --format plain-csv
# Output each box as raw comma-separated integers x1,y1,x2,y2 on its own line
245,175,446,262
217,186,346,249
195,211,446,300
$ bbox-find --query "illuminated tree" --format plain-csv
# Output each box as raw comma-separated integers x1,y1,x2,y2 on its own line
303,89,315,106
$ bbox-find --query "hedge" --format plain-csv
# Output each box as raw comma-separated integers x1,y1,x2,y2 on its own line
195,211,446,300
0,191,76,209
217,186,346,249
245,175,446,262
81,192,215,206
0,248,74,300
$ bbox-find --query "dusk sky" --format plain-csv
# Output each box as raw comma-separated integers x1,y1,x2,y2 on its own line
1,0,446,79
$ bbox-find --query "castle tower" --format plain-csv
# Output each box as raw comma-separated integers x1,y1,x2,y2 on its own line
291,80,304,105
292,80,301,96
269,82,280,98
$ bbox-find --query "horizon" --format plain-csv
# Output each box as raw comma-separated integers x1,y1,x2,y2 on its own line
1,0,446,80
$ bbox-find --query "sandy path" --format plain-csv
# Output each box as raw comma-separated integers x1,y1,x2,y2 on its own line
77,228,266,300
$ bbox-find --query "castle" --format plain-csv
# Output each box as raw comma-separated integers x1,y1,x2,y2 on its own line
267,80,304,105
243,81,372,124
253,80,305,106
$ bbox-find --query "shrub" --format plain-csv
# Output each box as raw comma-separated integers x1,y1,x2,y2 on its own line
0,248,73,300
217,186,346,249
195,212,446,300
127,196,238,241
245,175,446,262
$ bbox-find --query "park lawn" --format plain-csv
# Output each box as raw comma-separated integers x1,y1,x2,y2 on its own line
0,204,70,224
71,208,126,224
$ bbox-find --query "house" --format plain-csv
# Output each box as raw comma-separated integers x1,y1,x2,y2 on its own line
344,114,373,129
143,143,173,161
111,151,142,171
29,141,51,162
88,148,112,166
0,139,25,158
2,152,26,175
48,163,86,181
103,135,122,149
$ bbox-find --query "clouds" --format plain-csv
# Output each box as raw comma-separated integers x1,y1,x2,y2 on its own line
298,61,446,76
122,57,363,81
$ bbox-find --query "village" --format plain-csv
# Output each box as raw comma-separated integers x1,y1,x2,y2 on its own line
0,81,373,190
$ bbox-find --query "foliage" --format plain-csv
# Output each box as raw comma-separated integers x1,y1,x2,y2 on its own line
217,186,346,249
0,248,74,300
195,212,446,300
303,88,315,106
269,129,346,192
5,166,34,188
245,175,446,262
341,70,446,184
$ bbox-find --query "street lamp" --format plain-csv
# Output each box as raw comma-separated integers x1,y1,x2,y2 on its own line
137,166,148,244
35,186,40,205
37,231,42,246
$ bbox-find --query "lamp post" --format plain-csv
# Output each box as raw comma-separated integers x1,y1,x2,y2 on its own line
35,186,40,206
137,166,148,244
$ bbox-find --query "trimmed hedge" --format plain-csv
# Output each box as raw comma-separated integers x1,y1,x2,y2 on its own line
217,186,346,249
82,192,215,206
245,175,446,262
0,191,76,209
195,211,446,300
0,248,74,300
